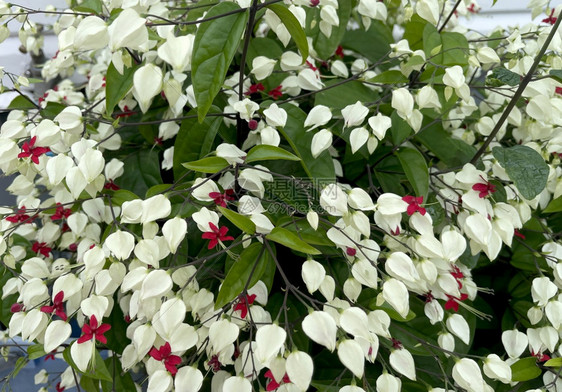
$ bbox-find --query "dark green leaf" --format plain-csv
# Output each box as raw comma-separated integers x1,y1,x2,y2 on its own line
101,357,137,392
423,24,468,66
80,376,101,392
116,149,163,197
182,157,229,173
307,0,351,59
27,344,46,360
40,102,66,120
215,243,272,309
341,21,393,65
487,67,521,87
173,109,223,181
280,104,335,180
7,95,37,110
549,69,562,83
314,80,377,114
105,62,137,117
267,4,309,61
510,357,542,381
369,70,409,85
415,124,476,167
404,14,427,51
246,145,300,163
396,147,429,200
492,145,549,200
266,227,320,255
390,111,412,146
103,302,130,354
192,2,248,121
217,206,256,234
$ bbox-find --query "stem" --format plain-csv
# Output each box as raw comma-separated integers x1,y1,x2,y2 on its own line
470,11,562,165
236,0,260,145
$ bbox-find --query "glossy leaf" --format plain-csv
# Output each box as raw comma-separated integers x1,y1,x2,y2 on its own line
192,2,248,121
246,145,301,163
27,344,46,360
544,196,562,213
74,0,102,14
267,4,309,62
109,189,139,206
487,67,521,87
173,109,223,181
510,357,541,381
492,145,549,200
105,62,137,117
396,147,429,200
215,243,273,309
182,157,229,173
266,227,321,255
116,149,163,197
218,206,256,234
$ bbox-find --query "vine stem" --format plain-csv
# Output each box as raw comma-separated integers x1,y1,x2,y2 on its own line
469,11,562,165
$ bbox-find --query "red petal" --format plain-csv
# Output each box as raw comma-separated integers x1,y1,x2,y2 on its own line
149,347,162,361
54,291,65,304
77,334,92,344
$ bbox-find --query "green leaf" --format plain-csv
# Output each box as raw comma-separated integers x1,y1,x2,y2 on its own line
390,111,412,146
510,357,542,381
314,80,377,114
396,147,429,200
549,69,562,83
116,149,163,197
7,95,37,110
218,206,256,234
12,357,28,379
173,109,223,181
81,376,101,392
74,0,102,13
307,0,352,59
192,2,248,121
109,189,140,206
545,357,562,368
246,145,300,163
40,102,67,120
27,344,46,360
492,145,549,200
341,21,393,65
280,104,335,181
369,70,409,85
544,195,562,213
404,14,427,51
101,357,137,392
103,302,130,354
415,124,476,167
423,24,468,66
266,227,321,255
182,157,229,173
267,4,308,62
487,67,521,87
215,243,273,309
105,62,137,117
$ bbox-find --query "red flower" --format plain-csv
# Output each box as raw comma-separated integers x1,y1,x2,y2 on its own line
514,229,526,240
201,222,234,249
306,60,318,72
77,315,111,344
208,355,222,372
115,105,136,118
233,293,257,319
391,338,403,349
450,265,464,289
32,242,52,257
531,350,551,362
104,179,120,190
149,342,182,375
309,0,319,7
472,180,496,198
335,45,344,58
245,83,265,96
10,303,24,313
5,206,32,224
268,85,283,100
556,87,562,95
402,195,426,216
265,370,291,391
18,136,51,164
51,203,72,221
40,291,67,321
346,247,356,256
543,9,557,25
444,293,469,312
56,382,65,392
209,189,235,208
45,350,56,361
